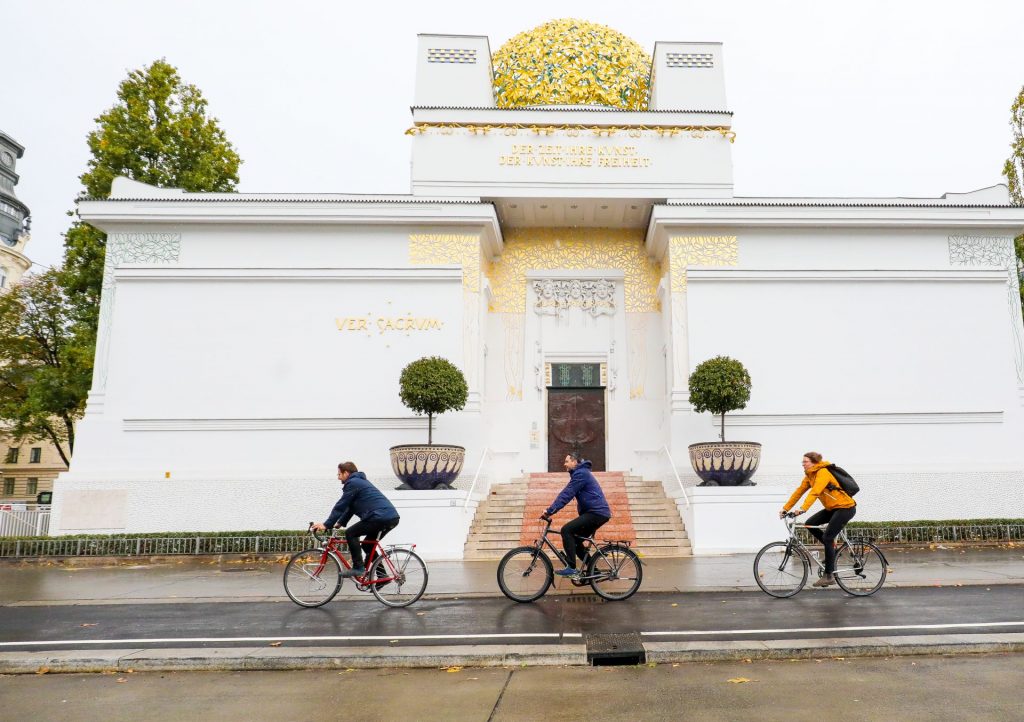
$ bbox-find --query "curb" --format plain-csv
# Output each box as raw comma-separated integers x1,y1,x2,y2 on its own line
2,634,1023,673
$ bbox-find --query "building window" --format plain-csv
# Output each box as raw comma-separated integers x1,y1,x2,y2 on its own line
4,447,18,464
2,478,13,496
26,478,38,495
29,447,41,463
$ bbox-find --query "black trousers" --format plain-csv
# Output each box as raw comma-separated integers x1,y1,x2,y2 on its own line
345,517,399,569
560,512,610,568
804,506,856,574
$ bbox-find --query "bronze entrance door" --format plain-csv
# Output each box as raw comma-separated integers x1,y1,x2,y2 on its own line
547,388,606,472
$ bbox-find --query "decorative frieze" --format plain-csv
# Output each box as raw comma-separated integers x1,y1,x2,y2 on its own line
531,278,616,318
487,228,660,313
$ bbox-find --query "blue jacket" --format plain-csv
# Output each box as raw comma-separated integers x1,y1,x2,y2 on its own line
324,472,400,528
545,460,612,518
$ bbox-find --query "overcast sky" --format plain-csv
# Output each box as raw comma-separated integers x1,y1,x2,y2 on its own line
6,0,1024,269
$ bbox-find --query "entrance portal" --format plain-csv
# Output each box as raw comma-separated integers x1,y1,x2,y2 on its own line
547,363,606,471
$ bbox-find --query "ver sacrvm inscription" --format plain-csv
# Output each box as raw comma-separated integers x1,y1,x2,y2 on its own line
336,315,444,336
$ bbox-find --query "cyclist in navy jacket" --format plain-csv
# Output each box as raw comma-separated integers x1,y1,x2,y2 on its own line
313,461,400,577
541,452,612,578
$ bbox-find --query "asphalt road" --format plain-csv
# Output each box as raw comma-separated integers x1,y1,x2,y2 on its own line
1,586,1022,651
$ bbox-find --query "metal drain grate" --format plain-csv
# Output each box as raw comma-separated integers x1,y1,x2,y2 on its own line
585,632,646,666
565,595,602,604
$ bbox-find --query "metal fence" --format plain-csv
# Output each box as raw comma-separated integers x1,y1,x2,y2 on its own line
1,524,1022,559
798,524,1024,546
0,534,309,558
0,505,50,538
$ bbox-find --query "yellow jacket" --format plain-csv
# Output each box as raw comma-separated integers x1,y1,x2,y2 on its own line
782,461,856,513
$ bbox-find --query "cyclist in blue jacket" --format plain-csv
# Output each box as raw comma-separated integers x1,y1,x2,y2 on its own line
313,461,400,578
540,452,612,578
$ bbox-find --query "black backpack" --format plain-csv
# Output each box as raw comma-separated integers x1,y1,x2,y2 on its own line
826,464,860,497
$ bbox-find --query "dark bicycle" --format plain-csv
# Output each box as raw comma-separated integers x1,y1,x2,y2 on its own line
496,517,643,602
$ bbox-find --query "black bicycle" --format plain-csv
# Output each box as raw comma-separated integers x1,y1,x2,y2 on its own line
496,517,643,602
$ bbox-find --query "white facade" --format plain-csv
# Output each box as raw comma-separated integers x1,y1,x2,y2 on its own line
53,30,1024,556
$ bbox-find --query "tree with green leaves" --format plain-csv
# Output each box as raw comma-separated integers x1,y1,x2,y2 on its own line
0,271,91,465
688,355,752,442
22,59,244,464
399,356,468,444
1002,84,1024,311
62,58,242,320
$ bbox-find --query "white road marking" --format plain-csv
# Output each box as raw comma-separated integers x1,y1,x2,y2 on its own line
642,621,1024,636
0,632,586,647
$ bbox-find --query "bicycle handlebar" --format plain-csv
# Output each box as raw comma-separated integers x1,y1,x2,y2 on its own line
308,522,346,545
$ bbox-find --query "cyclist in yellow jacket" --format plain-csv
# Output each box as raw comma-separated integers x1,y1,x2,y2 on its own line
779,451,857,587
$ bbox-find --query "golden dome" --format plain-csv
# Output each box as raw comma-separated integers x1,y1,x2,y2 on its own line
492,18,651,111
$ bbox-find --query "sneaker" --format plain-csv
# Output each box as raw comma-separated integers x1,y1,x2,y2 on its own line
555,567,579,577
341,566,366,578
812,574,835,588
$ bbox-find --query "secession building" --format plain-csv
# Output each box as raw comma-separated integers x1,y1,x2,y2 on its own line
53,20,1024,557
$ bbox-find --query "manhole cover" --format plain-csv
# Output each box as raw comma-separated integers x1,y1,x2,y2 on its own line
585,632,645,666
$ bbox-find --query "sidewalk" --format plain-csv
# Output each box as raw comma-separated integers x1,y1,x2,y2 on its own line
2,545,1022,606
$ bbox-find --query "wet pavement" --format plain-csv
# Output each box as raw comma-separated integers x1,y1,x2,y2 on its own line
1,546,1022,606
2,547,1022,670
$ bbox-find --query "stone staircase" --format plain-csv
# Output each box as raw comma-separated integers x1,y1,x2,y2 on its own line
464,471,690,560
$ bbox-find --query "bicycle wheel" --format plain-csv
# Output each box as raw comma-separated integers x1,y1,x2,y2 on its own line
588,544,643,601
833,541,887,596
753,542,809,598
283,548,343,607
369,548,428,607
497,546,553,603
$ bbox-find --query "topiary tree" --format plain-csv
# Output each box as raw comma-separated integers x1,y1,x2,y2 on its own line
399,356,468,445
688,356,752,442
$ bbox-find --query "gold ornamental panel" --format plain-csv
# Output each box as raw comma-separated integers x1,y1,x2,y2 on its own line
486,228,662,313
408,234,482,292
668,236,738,292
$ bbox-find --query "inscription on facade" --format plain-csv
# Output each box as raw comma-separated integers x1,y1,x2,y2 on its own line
335,316,444,335
498,143,652,168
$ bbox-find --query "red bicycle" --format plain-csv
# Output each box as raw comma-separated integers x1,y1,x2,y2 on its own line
283,523,428,608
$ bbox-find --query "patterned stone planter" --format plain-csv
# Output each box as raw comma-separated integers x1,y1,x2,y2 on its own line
389,444,466,490
687,441,762,486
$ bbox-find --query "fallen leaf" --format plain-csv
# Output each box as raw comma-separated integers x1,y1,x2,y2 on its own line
116,678,126,683
36,667,50,675
671,603,678,607
727,677,753,684
269,642,282,647
445,666,463,673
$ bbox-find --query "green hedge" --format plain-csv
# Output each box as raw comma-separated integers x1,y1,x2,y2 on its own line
847,519,1024,529
3,529,307,542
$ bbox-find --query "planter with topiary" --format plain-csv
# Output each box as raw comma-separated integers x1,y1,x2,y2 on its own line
390,356,469,490
686,355,761,486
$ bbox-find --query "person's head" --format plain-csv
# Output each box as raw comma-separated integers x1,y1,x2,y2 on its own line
337,461,358,483
801,452,822,471
563,452,583,472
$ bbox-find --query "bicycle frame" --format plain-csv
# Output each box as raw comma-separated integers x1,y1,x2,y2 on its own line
314,530,414,587
530,518,630,581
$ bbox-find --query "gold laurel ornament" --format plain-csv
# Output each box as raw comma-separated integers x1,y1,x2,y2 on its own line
492,18,652,110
